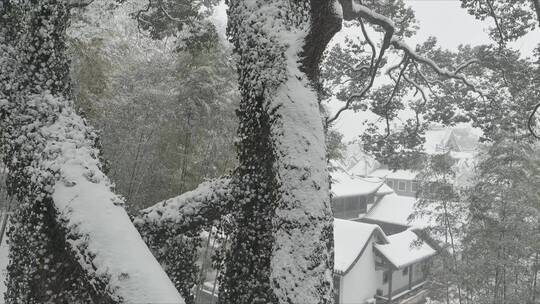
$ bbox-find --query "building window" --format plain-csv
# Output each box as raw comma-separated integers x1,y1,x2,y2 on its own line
402,267,409,276
345,198,357,213
367,194,374,205
359,196,367,212
332,198,345,218
411,182,418,192
398,180,407,191
333,195,369,219
345,197,359,218
383,271,390,284
387,179,394,188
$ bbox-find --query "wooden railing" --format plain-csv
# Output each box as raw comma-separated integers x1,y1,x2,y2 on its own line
375,279,427,303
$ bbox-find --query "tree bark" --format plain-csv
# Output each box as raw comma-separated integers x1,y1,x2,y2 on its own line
136,177,232,232
216,1,342,303
0,1,183,302
141,1,346,303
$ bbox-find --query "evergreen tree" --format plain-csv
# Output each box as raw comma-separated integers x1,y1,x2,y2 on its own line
460,136,540,304
69,0,239,209
413,153,468,304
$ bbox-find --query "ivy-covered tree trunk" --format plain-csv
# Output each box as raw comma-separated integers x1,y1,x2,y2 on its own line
0,1,182,303
218,1,342,303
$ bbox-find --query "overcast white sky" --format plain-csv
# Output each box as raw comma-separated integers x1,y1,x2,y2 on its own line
406,0,492,48
406,0,538,55
212,1,539,141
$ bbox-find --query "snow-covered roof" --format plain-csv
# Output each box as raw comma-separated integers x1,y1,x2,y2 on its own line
346,155,378,177
369,169,418,180
334,219,388,274
424,125,482,154
450,151,474,159
424,128,454,154
374,229,437,269
331,169,384,197
364,194,428,228
375,183,394,196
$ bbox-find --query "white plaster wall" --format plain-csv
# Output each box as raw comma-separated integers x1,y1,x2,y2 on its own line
391,267,411,294
341,238,378,304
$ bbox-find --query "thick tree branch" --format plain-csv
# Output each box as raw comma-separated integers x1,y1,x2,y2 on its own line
390,38,484,97
135,177,232,232
326,16,392,125
486,0,507,45
301,0,343,86
360,17,377,74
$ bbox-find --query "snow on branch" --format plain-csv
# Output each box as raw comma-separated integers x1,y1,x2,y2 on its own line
326,16,390,125
328,0,483,124
350,2,395,39
390,38,483,96
135,177,232,232
24,92,184,303
327,1,396,125
132,177,231,303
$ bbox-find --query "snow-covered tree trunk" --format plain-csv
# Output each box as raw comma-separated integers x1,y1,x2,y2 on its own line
137,1,346,303
0,1,182,302
216,1,342,303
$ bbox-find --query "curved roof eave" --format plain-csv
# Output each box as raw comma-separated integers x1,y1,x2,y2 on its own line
338,226,389,276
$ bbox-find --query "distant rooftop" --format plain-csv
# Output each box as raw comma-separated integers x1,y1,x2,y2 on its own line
363,194,430,228
423,124,480,154
369,169,417,180
334,218,437,274
375,183,394,196
331,167,384,197
424,128,454,154
334,218,388,274
375,229,437,269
